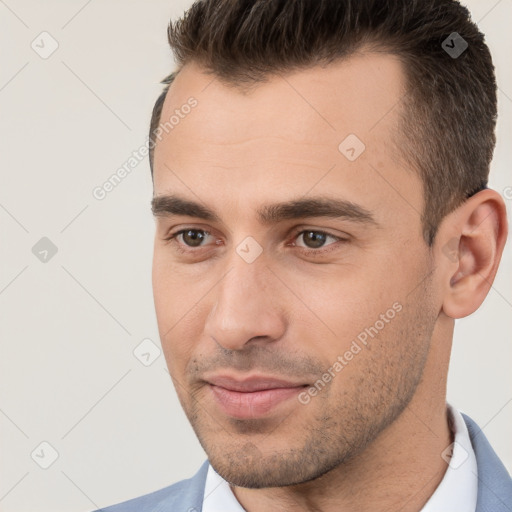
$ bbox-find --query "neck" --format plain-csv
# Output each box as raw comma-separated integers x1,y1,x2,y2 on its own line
231,319,454,512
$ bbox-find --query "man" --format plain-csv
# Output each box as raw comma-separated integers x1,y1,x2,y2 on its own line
96,0,511,510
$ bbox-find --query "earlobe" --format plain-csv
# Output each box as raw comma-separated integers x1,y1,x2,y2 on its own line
441,190,508,319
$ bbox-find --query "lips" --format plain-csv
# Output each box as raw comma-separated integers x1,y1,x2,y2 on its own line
205,375,308,419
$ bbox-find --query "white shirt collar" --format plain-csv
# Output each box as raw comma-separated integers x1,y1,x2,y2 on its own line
202,404,477,512
421,403,478,512
203,461,245,512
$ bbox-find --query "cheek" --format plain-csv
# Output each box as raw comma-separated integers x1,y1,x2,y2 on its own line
152,251,191,326
152,255,195,371
291,270,391,331
152,250,169,308
287,258,416,364
160,325,196,381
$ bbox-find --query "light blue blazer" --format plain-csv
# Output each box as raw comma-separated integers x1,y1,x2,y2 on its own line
94,414,512,511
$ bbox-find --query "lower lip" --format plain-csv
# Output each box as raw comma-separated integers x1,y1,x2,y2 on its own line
209,384,304,419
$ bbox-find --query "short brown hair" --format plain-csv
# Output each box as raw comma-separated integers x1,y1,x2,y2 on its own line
149,0,497,246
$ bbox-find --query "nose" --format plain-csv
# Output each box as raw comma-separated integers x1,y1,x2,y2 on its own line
203,256,286,351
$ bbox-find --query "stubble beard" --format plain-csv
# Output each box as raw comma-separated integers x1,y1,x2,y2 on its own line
175,282,437,488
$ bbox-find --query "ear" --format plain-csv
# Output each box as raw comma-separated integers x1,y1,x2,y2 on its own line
438,189,508,319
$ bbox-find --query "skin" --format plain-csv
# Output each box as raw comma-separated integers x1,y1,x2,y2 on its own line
151,54,508,512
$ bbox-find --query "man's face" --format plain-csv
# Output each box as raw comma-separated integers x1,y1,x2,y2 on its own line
152,54,441,487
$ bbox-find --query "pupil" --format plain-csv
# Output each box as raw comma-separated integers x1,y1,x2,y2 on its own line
304,231,326,248
184,230,204,247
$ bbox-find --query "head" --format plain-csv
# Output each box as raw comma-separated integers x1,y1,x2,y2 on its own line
150,0,507,488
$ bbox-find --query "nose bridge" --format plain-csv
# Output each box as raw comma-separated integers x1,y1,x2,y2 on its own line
204,250,285,350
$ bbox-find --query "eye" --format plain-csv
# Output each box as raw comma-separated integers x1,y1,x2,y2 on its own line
164,228,215,249
295,230,337,249
163,227,347,258
179,229,209,247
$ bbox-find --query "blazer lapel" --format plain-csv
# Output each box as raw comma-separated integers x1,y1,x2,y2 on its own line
463,413,512,512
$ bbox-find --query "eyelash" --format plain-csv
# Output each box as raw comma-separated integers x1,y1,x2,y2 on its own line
163,228,348,257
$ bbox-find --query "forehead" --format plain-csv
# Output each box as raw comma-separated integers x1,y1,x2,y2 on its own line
158,53,406,144
152,54,422,228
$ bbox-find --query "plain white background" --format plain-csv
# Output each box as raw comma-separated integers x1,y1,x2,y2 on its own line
0,1,510,511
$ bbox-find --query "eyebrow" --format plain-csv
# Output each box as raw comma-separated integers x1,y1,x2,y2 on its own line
151,194,378,226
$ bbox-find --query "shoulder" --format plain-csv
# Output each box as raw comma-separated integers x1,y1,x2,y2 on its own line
462,413,512,511
91,460,209,512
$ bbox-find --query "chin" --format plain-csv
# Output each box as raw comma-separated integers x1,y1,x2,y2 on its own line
201,432,355,489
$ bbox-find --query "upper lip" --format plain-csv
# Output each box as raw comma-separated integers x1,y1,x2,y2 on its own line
205,374,308,392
